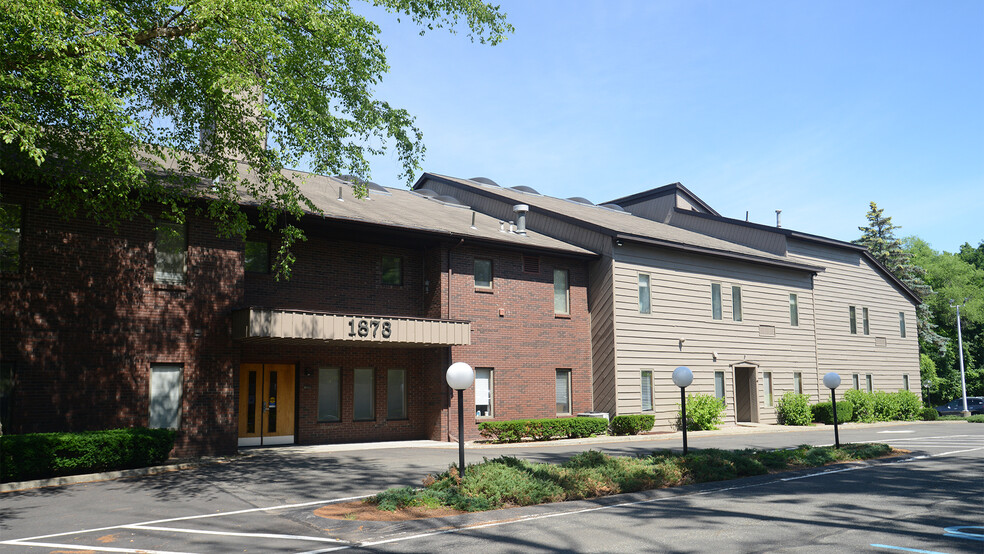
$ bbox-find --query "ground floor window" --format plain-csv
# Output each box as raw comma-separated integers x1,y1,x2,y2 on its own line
793,372,803,395
476,368,493,417
318,368,340,422
641,370,653,411
714,371,726,405
149,364,182,429
354,368,375,420
866,374,873,393
903,374,909,391
763,371,773,407
387,369,407,420
556,369,571,415
853,373,860,390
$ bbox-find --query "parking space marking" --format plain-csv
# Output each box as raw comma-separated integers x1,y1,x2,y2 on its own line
123,524,348,543
944,526,984,542
870,544,948,554
0,541,196,554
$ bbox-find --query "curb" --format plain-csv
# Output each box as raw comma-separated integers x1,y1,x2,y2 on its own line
0,459,214,493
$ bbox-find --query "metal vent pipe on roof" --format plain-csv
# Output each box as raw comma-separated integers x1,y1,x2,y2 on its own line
513,204,529,235
776,210,782,228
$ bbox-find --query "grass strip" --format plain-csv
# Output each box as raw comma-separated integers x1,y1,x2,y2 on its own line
368,443,894,513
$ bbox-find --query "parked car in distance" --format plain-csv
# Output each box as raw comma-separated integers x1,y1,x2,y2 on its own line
935,396,984,416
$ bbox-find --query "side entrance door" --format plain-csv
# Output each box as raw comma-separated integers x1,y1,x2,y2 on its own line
238,363,295,446
734,366,759,423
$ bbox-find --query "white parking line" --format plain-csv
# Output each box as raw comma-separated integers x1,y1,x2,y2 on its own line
124,524,348,543
0,541,196,554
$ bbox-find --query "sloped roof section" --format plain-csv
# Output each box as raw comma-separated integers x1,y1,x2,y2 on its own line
605,182,721,216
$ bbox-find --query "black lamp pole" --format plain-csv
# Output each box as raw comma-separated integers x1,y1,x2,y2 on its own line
457,390,465,474
831,388,840,448
681,387,688,455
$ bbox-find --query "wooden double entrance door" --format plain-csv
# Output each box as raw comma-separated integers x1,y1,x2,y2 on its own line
238,363,295,446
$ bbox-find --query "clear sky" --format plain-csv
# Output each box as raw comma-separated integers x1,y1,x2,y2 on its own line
342,0,983,253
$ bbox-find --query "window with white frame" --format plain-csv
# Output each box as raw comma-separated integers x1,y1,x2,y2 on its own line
793,372,803,395
732,286,742,322
476,368,493,417
903,374,909,391
556,369,572,414
763,371,773,406
353,368,375,420
638,274,651,314
789,294,799,326
155,221,186,284
641,370,653,411
862,307,870,335
474,259,493,289
853,373,860,390
849,306,857,334
714,371,726,405
554,269,570,315
318,368,340,422
865,374,873,393
899,312,906,338
387,369,406,420
711,283,722,320
149,364,182,429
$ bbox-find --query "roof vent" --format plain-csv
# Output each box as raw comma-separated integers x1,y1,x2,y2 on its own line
567,197,594,205
776,210,782,228
600,203,626,212
434,194,469,208
414,188,439,197
510,185,540,194
513,204,529,236
470,177,499,186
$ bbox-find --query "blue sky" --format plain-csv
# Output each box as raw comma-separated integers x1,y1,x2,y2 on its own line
345,0,983,253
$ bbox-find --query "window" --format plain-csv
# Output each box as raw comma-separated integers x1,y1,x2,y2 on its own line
245,240,269,273
556,369,571,415
793,372,803,395
641,370,653,411
638,274,651,314
554,269,570,315
0,203,22,273
474,259,492,289
852,373,860,390
763,372,773,407
0,363,15,431
714,371,726,405
353,368,375,420
862,307,870,335
149,364,182,429
865,374,873,393
155,222,186,284
732,286,743,321
899,312,906,338
387,369,406,419
318,368,341,422
849,306,857,334
711,283,722,320
903,374,909,391
381,256,402,285
476,368,493,417
789,294,799,326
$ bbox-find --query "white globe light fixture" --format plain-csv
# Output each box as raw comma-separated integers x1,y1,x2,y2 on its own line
823,372,842,448
672,366,694,454
446,362,474,478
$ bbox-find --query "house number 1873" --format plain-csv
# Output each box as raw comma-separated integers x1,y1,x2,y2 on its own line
347,318,392,339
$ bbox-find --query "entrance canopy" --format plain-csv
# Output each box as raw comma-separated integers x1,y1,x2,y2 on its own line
232,308,471,346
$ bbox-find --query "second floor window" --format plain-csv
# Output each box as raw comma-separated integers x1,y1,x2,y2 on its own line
0,203,22,273
732,286,742,322
554,269,570,315
849,306,858,334
789,294,799,326
711,283,722,320
155,221,186,284
245,241,269,273
381,256,402,285
862,307,870,335
474,259,492,289
638,274,651,314
899,312,906,338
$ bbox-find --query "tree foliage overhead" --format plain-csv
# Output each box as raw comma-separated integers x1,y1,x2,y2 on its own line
1,0,512,277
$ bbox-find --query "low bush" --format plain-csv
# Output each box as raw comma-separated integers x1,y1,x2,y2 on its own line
844,390,876,422
968,415,984,423
776,393,812,426
610,414,655,435
872,391,901,421
1,428,176,483
811,399,853,424
919,407,939,421
896,390,922,420
477,417,608,443
676,393,725,431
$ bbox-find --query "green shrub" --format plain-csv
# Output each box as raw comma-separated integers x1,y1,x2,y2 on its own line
776,393,812,426
477,417,608,443
676,393,725,431
919,407,939,421
872,391,900,421
1,428,176,483
811,399,853,424
968,415,984,423
610,415,655,435
844,390,876,422
895,390,921,420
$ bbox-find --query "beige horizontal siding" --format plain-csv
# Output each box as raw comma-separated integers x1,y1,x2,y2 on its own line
588,255,617,416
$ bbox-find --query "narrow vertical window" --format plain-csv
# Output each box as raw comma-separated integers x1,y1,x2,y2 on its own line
899,312,906,338
474,259,492,289
865,374,873,393
381,256,402,285
318,368,340,422
853,374,860,390
849,306,857,334
862,307,870,335
245,240,270,273
155,221,187,284
387,369,406,419
903,374,909,391
556,369,571,415
353,368,375,420
763,372,773,406
475,368,493,417
789,294,799,326
711,283,722,320
149,364,182,429
732,286,742,322
0,203,22,273
640,370,653,411
714,371,726,405
554,269,570,315
793,372,803,395
638,274,651,314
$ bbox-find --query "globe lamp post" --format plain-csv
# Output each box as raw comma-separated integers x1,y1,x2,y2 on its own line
672,366,694,455
823,372,842,448
446,362,475,478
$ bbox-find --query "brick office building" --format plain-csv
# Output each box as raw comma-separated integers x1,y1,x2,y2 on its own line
0,172,594,455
